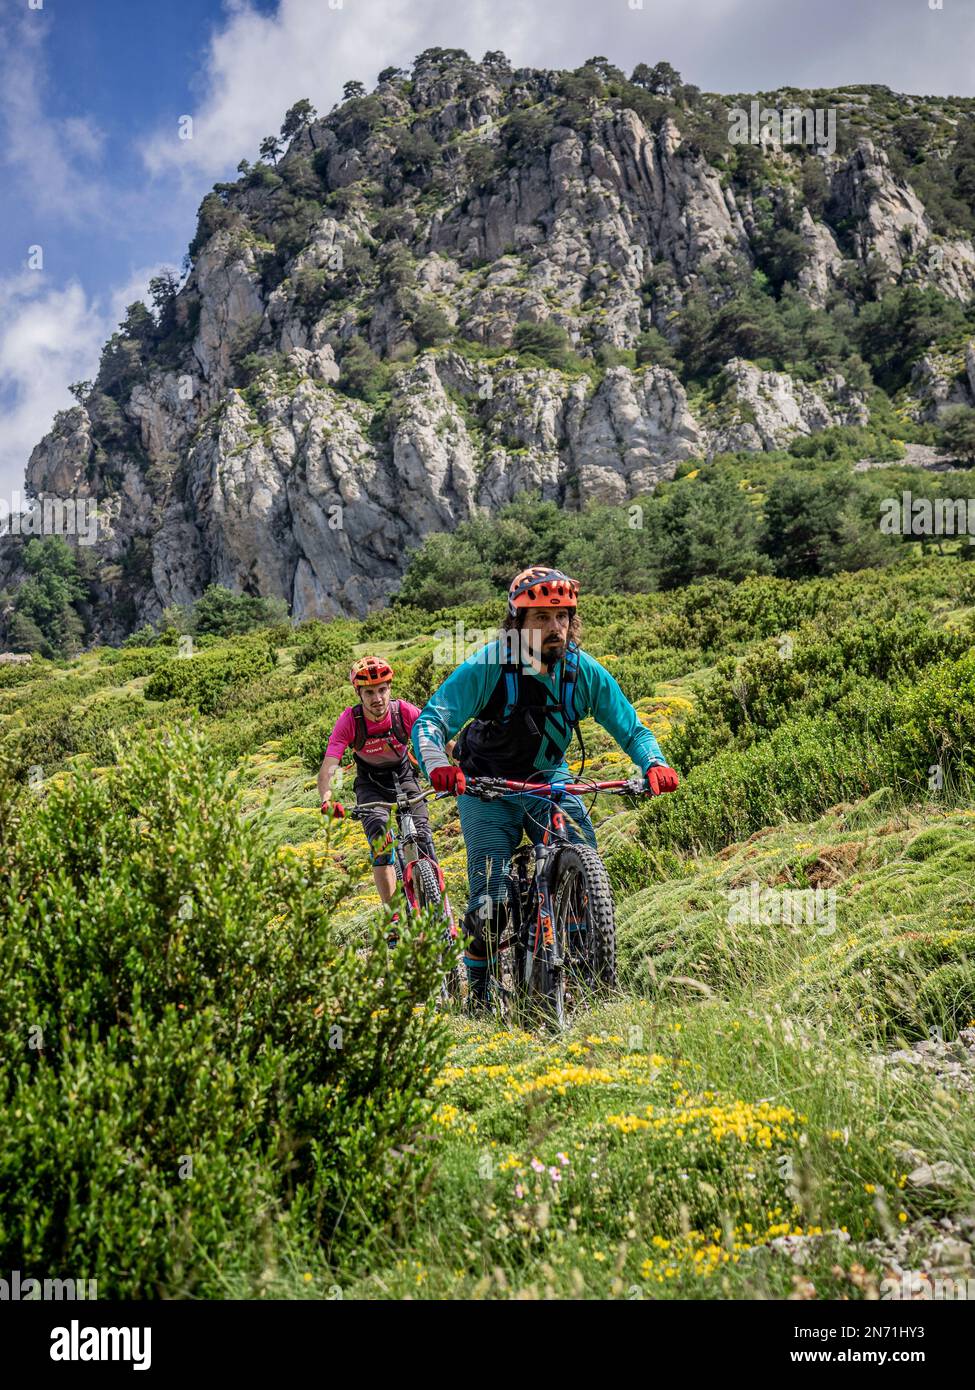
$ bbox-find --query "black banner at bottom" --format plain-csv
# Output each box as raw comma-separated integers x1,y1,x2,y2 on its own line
1,1294,969,1374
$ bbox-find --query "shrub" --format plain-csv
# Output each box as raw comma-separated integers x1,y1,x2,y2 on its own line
667,619,970,772
938,405,975,466
890,650,975,788
338,336,390,402
191,584,289,637
635,329,681,371
144,639,277,714
411,301,453,348
292,622,358,673
0,729,451,1295
638,713,899,853
513,320,576,370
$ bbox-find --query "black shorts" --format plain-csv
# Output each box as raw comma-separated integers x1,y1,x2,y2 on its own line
353,761,434,867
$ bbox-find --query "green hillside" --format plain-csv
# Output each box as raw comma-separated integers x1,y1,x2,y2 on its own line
2,532,975,1298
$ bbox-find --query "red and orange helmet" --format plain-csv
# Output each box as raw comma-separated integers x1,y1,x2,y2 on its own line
507,566,579,619
350,655,394,689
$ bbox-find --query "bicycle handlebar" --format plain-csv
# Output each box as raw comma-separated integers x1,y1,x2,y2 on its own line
326,778,659,819
459,775,652,799
345,790,439,815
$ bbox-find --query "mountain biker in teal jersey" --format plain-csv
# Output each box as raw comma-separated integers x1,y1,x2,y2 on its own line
411,566,679,1008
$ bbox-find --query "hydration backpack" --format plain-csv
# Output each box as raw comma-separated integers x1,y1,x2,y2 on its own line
352,699,418,765
453,641,585,776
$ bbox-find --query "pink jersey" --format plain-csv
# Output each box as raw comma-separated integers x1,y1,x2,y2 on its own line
326,700,422,769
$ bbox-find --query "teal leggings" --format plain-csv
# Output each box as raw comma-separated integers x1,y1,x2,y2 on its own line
457,788,597,920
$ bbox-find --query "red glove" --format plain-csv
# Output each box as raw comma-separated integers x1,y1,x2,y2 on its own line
646,765,679,796
431,765,466,795
322,800,345,818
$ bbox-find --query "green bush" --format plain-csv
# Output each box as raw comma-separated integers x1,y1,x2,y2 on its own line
513,320,577,370
191,584,289,637
638,713,899,853
0,729,451,1295
0,687,151,779
668,619,970,771
0,662,40,689
144,639,277,713
292,621,358,673
890,650,975,787
338,336,390,403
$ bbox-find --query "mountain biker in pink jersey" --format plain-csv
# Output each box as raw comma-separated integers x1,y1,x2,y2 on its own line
318,655,449,944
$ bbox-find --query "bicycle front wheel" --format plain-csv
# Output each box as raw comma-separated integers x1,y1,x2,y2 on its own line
543,844,618,1021
413,859,464,1004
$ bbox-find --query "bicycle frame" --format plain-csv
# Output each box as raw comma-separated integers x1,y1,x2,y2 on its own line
350,776,457,935
461,775,648,1001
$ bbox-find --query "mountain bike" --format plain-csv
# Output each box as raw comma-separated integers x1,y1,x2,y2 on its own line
344,775,464,1006
458,775,652,1029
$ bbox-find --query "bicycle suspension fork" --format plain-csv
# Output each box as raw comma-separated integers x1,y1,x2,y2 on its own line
531,807,566,968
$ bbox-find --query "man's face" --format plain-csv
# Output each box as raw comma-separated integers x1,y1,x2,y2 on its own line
359,681,392,718
520,606,571,666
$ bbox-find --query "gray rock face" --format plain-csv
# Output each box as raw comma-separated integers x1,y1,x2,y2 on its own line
706,359,868,455
828,140,975,301
829,141,929,282
432,108,750,353
73,351,709,637
192,232,267,393
795,208,844,308
906,350,974,422
568,365,702,500
26,407,93,497
13,60,973,636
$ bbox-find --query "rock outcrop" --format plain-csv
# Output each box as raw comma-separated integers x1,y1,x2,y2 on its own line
11,55,972,638
827,140,975,300
706,360,868,455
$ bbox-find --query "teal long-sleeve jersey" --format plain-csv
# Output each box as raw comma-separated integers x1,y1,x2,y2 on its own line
411,639,668,780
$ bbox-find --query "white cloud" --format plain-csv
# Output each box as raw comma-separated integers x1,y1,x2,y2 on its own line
141,0,430,181
0,10,110,226
0,267,161,498
143,0,724,181
60,115,106,161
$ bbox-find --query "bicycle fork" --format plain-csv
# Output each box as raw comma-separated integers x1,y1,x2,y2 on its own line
531,812,565,972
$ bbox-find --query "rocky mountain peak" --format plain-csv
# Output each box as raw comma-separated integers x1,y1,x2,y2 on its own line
9,53,975,641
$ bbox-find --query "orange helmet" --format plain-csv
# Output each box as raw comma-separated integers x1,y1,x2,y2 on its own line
350,655,394,689
507,567,579,619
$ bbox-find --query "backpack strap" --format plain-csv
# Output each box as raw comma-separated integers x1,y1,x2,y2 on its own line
389,699,407,746
500,663,520,722
391,700,420,767
353,700,417,766
561,641,580,728
500,643,580,725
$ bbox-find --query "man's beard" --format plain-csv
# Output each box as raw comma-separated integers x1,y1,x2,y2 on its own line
518,629,565,670
542,635,565,669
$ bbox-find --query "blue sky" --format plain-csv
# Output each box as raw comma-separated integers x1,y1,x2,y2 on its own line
2,0,974,495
